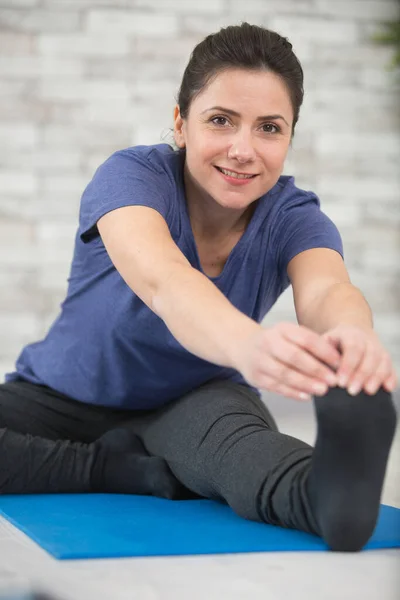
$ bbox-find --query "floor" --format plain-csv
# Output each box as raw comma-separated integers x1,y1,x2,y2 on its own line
0,392,399,600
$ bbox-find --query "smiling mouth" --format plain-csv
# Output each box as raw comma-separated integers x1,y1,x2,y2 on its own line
215,166,258,179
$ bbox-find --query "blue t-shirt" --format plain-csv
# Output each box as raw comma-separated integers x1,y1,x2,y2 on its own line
5,144,344,410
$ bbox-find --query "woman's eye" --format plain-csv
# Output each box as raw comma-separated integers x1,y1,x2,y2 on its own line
262,123,280,134
211,116,228,126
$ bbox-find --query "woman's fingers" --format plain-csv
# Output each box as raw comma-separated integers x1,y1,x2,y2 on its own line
266,331,339,388
258,353,330,397
363,353,395,395
241,322,343,403
256,372,314,402
279,322,342,372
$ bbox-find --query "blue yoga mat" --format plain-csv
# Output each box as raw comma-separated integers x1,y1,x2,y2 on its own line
0,495,399,560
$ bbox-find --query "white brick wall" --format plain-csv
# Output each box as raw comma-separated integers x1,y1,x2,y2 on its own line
0,0,399,383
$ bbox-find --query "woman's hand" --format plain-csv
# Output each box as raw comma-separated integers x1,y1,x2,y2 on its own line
236,322,342,402
321,324,398,396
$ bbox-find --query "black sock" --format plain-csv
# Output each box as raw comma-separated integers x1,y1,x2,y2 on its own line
91,428,185,499
308,386,397,551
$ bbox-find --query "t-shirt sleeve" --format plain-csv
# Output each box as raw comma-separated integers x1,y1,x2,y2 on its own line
78,150,170,243
272,191,344,290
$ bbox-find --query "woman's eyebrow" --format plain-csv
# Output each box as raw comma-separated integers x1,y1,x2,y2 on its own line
201,106,289,126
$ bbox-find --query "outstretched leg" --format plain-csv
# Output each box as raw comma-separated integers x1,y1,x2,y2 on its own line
127,380,397,551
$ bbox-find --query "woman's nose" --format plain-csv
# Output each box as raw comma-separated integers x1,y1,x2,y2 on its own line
227,133,257,163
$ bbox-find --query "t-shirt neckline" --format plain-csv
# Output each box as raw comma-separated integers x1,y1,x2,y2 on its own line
177,154,263,282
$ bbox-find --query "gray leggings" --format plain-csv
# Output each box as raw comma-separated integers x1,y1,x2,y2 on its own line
0,379,317,534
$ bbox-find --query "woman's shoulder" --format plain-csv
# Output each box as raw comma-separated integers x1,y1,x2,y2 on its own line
270,175,320,207
103,143,182,178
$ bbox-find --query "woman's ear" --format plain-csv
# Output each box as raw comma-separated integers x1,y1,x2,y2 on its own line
173,105,186,149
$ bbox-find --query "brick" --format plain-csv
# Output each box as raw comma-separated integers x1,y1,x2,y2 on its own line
134,59,185,83
133,79,180,101
345,225,399,252
46,104,86,124
312,86,398,112
36,222,77,265
0,98,48,121
0,198,33,220
36,221,77,241
135,36,200,60
364,203,400,226
0,267,37,289
40,56,84,77
374,315,400,341
312,44,394,68
41,0,129,7
0,0,39,6
0,151,81,176
182,15,251,36
0,313,42,358
0,123,38,149
0,235,39,267
37,263,71,292
359,67,396,90
134,0,225,13
0,9,81,32
0,283,45,313
29,198,81,222
86,9,179,36
228,0,314,14
350,270,400,310
0,32,35,54
307,65,361,88
83,57,136,80
131,125,171,147
354,155,399,179
0,220,34,246
0,56,83,83
0,56,41,79
315,132,400,161
303,103,397,136
315,0,400,21
320,201,363,227
315,176,400,204
33,150,82,172
41,124,132,150
363,249,400,274
0,170,38,195
0,80,31,97
38,34,130,56
269,16,359,45
38,79,131,102
83,103,137,125
41,175,88,196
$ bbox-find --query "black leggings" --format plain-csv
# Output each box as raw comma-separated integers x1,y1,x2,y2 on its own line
0,379,317,530
0,378,396,549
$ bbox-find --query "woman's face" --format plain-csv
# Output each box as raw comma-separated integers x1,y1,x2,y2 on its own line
174,68,294,213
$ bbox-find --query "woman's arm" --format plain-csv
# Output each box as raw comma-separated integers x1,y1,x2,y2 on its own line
97,205,259,370
152,261,260,368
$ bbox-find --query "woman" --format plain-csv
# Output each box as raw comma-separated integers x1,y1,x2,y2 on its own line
0,23,397,552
